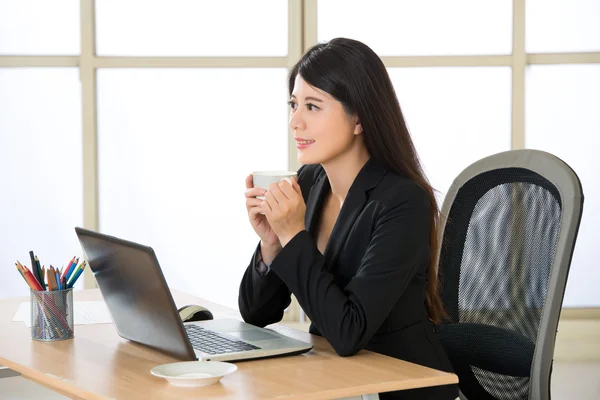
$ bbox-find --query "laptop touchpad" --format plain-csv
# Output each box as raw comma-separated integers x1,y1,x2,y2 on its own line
228,330,280,342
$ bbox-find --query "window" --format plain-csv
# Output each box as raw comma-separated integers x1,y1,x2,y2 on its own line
0,68,83,298
1,0,598,307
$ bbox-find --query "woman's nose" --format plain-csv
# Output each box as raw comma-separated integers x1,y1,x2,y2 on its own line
289,109,305,131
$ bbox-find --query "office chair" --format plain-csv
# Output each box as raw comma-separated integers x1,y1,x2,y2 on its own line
435,149,584,400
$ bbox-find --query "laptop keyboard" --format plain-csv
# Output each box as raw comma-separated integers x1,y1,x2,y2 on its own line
185,325,261,354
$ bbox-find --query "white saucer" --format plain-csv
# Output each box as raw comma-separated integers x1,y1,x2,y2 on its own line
150,361,237,387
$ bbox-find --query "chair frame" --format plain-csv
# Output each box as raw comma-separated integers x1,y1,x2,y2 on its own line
436,149,584,400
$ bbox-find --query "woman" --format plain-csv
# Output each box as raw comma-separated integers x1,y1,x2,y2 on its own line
239,38,458,400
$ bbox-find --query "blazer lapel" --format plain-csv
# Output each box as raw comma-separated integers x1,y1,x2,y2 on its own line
323,159,387,269
304,172,329,236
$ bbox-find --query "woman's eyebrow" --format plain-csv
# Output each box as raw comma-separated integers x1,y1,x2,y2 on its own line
291,94,324,103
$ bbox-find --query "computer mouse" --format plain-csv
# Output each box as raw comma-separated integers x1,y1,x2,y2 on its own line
177,305,214,322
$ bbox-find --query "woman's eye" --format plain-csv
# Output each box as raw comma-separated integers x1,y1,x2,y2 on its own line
287,100,297,110
307,103,319,111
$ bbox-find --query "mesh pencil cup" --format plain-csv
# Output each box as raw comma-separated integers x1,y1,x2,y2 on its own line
30,288,74,341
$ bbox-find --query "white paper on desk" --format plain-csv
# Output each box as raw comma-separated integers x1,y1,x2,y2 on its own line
12,301,113,327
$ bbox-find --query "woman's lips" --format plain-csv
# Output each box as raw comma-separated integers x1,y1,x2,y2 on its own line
295,138,314,149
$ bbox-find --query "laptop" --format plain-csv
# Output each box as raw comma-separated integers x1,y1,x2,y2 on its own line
74,227,313,362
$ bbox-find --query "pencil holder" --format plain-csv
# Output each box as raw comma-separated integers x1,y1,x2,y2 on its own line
30,288,74,341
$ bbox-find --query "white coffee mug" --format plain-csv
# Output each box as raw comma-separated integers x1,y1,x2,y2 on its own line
252,171,298,200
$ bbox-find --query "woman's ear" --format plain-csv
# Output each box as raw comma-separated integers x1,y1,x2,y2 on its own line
354,120,363,136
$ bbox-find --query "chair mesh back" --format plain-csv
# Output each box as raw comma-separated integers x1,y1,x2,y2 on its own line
440,168,562,400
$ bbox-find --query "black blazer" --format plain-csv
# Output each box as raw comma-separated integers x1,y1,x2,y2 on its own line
239,159,457,400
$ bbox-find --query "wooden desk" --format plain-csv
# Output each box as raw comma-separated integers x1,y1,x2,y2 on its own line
0,290,457,399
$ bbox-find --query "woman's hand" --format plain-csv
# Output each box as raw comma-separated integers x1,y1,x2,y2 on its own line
245,174,279,247
262,178,306,247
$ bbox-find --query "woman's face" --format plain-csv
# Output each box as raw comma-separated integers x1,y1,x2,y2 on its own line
289,75,362,166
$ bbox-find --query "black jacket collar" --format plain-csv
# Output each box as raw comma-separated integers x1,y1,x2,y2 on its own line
305,158,388,267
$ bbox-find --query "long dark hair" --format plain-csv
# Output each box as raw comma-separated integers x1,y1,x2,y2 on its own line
289,38,447,323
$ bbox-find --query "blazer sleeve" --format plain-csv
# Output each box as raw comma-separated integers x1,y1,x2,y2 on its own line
238,242,292,327
269,183,431,356
237,164,313,327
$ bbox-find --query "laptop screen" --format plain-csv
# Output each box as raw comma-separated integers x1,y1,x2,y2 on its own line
75,227,196,360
